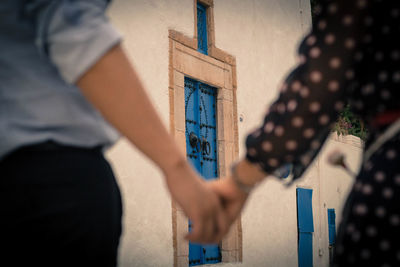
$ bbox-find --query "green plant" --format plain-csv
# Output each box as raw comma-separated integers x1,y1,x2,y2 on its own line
332,105,368,140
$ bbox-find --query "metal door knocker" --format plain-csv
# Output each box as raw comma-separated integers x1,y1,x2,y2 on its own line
189,132,211,155
189,132,201,152
201,137,211,155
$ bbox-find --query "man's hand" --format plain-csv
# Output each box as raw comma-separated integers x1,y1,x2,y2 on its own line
165,161,229,244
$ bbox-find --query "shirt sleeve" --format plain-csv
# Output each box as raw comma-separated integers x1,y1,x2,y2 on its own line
245,0,369,181
29,0,121,84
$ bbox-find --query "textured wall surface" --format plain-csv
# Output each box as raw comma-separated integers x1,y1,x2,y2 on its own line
106,1,193,266
104,0,360,266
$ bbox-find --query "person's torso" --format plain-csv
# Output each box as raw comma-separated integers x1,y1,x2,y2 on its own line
0,1,119,159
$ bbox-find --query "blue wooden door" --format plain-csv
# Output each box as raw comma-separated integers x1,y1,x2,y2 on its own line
185,77,221,266
297,188,314,267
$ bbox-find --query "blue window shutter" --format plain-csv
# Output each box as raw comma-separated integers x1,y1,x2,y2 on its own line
297,188,314,233
197,3,208,55
298,232,313,267
327,209,336,245
297,188,314,267
185,78,220,265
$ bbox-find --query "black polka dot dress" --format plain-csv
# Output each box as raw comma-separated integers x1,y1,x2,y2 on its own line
245,0,400,266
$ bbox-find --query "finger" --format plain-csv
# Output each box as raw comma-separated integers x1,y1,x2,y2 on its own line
211,208,230,243
202,215,217,244
206,183,234,243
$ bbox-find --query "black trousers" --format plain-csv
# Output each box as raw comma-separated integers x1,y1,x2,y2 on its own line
0,142,122,267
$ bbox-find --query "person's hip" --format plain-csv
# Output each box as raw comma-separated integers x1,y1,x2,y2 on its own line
0,140,123,266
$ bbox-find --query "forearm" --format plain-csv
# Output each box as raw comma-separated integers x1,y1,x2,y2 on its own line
77,44,186,176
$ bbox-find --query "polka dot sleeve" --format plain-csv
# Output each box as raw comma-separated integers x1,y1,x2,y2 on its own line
245,0,370,180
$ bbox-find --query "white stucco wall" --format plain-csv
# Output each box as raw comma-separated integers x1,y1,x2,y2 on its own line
213,0,312,147
104,0,362,266
106,1,194,265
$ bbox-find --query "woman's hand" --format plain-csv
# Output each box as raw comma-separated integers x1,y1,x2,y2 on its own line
206,177,249,230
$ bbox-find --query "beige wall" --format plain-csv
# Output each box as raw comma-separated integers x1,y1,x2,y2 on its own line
213,0,312,153
106,1,194,266
105,0,361,266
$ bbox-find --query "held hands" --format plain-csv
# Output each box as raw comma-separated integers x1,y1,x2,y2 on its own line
164,161,230,244
207,176,249,231
166,159,263,244
186,159,266,244
185,176,249,244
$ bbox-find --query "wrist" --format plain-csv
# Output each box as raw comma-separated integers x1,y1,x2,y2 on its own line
225,175,250,200
229,159,267,194
230,162,254,194
163,155,187,173
163,154,193,182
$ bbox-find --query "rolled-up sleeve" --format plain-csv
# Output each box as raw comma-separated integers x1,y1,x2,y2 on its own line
33,0,121,84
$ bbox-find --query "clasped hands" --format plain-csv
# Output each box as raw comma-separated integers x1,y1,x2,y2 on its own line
166,158,266,244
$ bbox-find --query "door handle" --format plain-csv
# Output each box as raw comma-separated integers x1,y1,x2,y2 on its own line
189,132,211,155
189,132,201,152
201,137,211,155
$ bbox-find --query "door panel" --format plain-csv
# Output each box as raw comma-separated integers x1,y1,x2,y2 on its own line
198,82,218,180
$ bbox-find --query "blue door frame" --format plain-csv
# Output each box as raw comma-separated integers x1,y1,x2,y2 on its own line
185,77,221,266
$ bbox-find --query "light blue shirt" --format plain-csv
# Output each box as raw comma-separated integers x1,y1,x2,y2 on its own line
0,0,121,159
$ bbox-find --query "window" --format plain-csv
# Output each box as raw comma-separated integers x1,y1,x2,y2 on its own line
197,3,208,55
